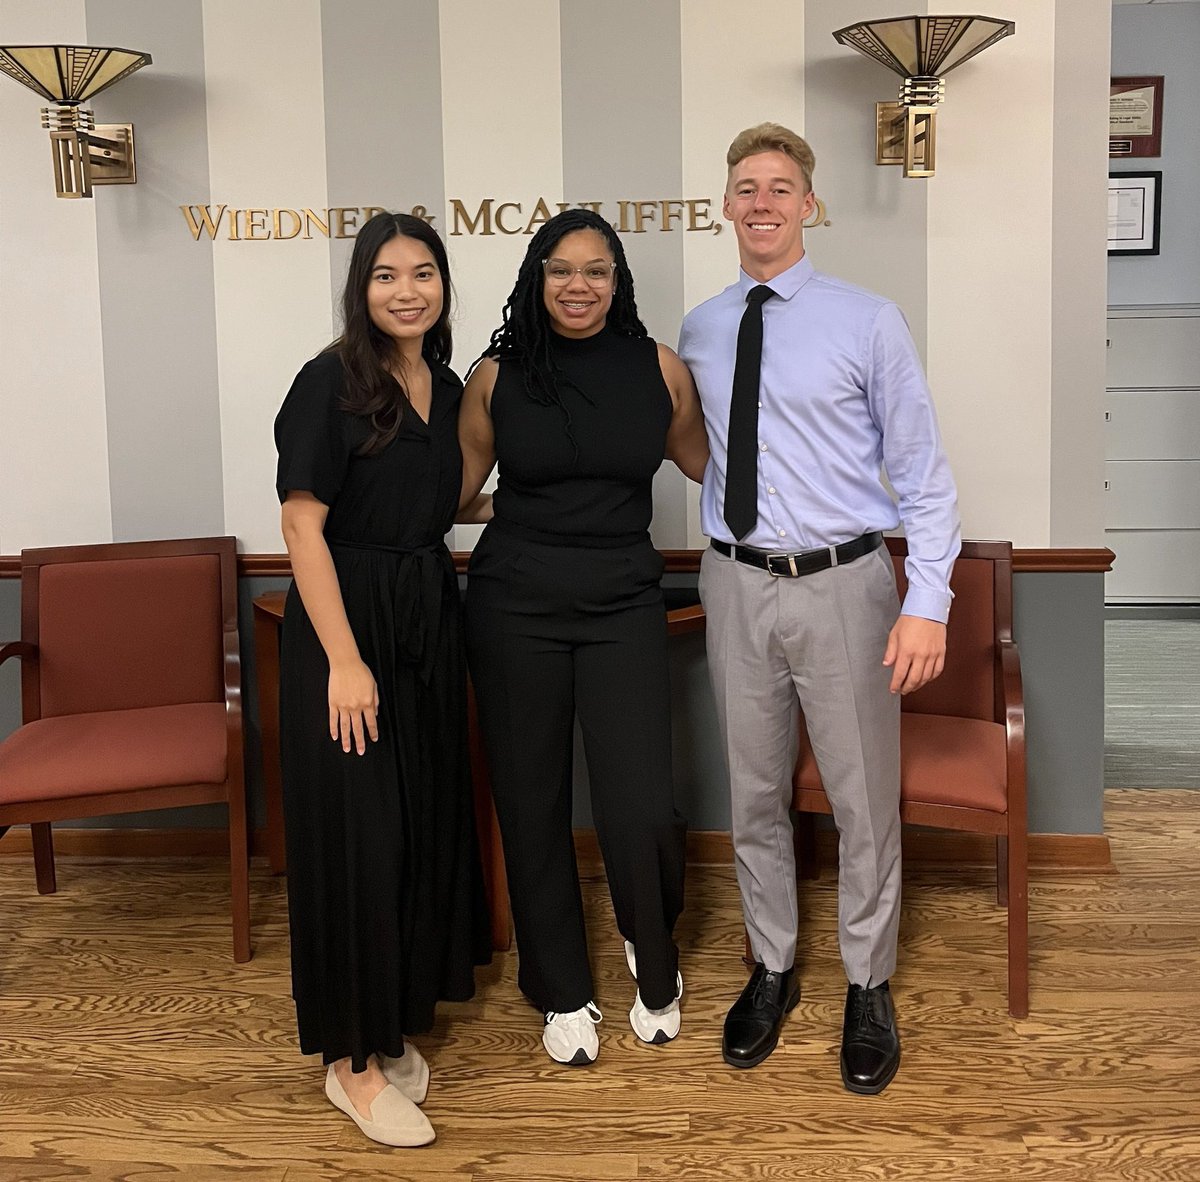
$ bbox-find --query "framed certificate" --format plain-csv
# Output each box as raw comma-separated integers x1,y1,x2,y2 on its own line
1110,76,1164,158
1108,172,1162,256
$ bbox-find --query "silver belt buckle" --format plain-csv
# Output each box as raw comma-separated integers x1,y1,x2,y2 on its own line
766,551,798,577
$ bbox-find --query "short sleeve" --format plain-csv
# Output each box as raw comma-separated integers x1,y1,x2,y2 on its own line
274,353,352,507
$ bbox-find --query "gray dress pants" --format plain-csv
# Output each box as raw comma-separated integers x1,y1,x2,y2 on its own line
699,542,902,987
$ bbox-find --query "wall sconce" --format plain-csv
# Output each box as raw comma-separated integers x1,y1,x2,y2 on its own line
0,44,152,199
832,15,1014,178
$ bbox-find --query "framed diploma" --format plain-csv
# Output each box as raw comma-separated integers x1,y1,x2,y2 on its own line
1108,172,1162,257
1110,76,1164,158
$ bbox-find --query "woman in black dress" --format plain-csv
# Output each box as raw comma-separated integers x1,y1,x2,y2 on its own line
275,212,490,1147
458,209,708,1066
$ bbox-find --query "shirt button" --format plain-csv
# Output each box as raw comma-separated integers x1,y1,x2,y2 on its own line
760,443,768,452
768,486,776,495
757,401,762,408
778,529,787,538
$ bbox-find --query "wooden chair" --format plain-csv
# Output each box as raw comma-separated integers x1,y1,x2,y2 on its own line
792,538,1028,1017
0,537,251,962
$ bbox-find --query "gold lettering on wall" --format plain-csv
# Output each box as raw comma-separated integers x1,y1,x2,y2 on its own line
179,198,833,240
273,209,302,240
244,209,270,240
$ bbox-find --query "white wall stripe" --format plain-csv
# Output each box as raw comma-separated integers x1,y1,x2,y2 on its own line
926,0,1055,546
0,0,113,552
438,0,564,551
202,0,332,553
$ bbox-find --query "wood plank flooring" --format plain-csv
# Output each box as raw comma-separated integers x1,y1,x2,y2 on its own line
2,789,1199,1181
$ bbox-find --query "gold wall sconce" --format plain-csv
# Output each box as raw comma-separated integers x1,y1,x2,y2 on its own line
0,44,152,198
832,15,1014,178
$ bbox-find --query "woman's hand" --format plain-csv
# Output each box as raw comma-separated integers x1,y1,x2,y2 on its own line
328,658,380,754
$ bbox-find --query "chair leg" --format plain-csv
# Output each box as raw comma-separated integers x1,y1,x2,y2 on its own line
32,823,57,894
1007,827,1029,1019
794,812,819,880
996,835,1009,907
228,787,252,964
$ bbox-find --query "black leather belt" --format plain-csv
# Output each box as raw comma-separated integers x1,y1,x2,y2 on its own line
711,531,883,578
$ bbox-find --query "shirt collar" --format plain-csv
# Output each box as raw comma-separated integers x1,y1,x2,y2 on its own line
736,253,815,302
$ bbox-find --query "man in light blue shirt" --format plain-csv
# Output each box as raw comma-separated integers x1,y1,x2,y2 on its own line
679,122,960,1094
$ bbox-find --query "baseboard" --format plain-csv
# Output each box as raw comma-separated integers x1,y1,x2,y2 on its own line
0,827,275,860
0,825,1113,874
575,828,1115,874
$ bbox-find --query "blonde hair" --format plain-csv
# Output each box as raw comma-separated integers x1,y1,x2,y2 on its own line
726,122,815,192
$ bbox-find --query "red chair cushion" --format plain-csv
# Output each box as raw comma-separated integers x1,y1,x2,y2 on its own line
795,712,1008,814
0,702,227,804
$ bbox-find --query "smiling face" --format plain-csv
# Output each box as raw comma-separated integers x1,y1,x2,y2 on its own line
366,234,444,358
541,228,615,339
723,149,816,281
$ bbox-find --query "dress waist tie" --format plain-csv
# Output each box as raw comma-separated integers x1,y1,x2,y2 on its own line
326,538,454,686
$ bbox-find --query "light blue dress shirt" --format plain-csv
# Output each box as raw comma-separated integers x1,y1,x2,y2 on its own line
679,255,961,623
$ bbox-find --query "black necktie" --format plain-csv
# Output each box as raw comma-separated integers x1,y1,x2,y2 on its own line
724,284,776,541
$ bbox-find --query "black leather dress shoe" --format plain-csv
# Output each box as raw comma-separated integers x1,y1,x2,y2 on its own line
840,981,901,1094
722,964,800,1069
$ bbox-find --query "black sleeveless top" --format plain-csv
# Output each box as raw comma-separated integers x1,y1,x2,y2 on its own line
489,327,673,544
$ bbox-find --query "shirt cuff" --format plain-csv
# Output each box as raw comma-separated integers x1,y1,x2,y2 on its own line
900,585,952,625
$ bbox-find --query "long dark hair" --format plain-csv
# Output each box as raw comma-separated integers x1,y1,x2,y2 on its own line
478,209,646,438
330,212,453,456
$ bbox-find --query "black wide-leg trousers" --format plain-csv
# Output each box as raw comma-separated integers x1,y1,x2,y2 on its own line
465,527,687,1013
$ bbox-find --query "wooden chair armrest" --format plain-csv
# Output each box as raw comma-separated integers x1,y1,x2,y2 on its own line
666,603,706,636
0,641,36,669
998,639,1024,735
222,625,243,723
998,639,1027,816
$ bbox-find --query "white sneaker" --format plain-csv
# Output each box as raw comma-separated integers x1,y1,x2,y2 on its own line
624,940,683,1045
542,1002,602,1065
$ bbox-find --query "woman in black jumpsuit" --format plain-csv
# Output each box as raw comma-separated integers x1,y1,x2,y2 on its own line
275,213,490,1146
458,210,708,1065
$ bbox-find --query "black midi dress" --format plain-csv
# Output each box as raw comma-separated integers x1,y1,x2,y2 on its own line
274,350,490,1072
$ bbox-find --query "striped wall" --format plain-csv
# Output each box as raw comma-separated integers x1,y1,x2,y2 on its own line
0,0,1109,558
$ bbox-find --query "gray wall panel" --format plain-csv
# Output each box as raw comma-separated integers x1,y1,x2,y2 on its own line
1110,4,1200,306
321,0,447,319
88,0,225,543
0,580,19,742
0,568,1112,835
560,0,687,549
1014,570,1106,834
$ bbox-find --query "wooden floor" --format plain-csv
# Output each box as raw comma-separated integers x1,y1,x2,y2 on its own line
2,789,1199,1181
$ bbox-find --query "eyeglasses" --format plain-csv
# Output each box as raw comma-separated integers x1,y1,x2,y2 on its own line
541,258,616,288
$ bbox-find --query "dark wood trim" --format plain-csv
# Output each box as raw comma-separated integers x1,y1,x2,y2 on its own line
0,547,1119,580
1012,548,1115,574
238,554,293,578
0,825,1113,872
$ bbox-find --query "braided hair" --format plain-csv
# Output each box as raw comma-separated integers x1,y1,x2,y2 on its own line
477,209,647,448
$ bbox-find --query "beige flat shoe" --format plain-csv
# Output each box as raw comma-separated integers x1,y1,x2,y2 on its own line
378,1043,430,1105
324,1064,435,1147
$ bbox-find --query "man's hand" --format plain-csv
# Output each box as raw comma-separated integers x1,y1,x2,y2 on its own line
882,615,946,695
